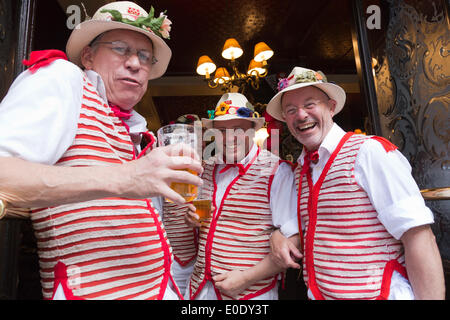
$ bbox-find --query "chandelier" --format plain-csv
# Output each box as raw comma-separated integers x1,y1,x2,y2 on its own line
196,38,274,93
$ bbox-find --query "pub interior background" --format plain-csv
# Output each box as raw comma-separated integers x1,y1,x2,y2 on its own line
0,0,448,299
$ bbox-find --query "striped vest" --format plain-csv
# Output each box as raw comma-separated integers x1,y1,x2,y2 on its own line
31,75,178,300
189,149,280,300
162,201,198,266
295,132,407,300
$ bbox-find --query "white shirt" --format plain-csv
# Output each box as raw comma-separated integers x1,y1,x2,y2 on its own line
298,123,434,300
0,59,148,163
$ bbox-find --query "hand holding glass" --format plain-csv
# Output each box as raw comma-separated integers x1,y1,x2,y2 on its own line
157,124,199,202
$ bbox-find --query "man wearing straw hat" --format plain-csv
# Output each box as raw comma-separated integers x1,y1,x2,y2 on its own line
266,66,445,299
185,92,302,300
0,2,203,300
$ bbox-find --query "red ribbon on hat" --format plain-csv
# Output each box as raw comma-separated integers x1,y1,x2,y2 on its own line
22,50,68,74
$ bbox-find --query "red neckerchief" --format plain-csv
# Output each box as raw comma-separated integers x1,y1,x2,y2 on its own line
218,163,245,176
109,104,132,133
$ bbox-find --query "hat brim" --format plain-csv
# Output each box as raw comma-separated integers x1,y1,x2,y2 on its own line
266,82,346,122
66,20,172,80
202,115,265,130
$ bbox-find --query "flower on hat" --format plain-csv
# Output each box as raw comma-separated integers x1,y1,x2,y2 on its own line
158,13,172,39
236,107,253,118
101,6,171,39
294,70,319,83
277,78,290,92
207,110,215,119
215,102,230,116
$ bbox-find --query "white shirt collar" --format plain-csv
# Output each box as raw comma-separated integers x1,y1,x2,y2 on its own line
240,143,258,166
297,123,346,164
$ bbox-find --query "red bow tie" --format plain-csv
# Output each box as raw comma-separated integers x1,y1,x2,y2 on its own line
305,149,319,164
219,163,246,175
109,104,132,132
109,104,132,120
300,149,319,175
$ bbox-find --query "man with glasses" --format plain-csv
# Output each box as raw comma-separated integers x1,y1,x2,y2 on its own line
266,66,445,300
0,2,202,300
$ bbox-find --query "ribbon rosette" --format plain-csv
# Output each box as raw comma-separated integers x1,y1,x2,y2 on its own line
237,107,253,118
277,78,290,92
215,102,230,116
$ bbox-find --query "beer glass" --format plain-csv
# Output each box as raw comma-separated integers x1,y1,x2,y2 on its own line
191,198,212,224
157,124,198,202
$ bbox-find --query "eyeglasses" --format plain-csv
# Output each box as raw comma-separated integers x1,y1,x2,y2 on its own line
92,40,158,66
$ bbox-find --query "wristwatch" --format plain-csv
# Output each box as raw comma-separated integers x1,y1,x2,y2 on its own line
0,199,7,219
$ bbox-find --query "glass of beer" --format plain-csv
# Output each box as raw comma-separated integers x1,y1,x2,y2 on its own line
157,124,199,202
191,198,212,224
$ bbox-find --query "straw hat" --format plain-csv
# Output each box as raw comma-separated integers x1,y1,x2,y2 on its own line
202,93,265,130
66,1,172,80
266,67,346,121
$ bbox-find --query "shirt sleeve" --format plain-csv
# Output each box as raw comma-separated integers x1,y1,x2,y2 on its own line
355,138,434,240
270,161,299,238
0,59,83,165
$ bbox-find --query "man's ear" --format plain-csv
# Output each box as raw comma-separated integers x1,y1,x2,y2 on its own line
80,46,94,70
328,99,337,116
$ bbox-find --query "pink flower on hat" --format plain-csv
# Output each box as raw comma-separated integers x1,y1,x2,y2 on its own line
277,77,290,92
159,13,172,39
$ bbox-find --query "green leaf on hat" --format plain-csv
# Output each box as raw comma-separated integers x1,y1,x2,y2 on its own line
100,7,169,39
101,9,123,21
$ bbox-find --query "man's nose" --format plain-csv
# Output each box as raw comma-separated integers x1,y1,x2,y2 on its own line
124,53,141,71
296,107,308,119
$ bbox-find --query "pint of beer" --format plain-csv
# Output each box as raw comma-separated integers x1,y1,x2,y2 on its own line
157,124,199,201
170,169,198,202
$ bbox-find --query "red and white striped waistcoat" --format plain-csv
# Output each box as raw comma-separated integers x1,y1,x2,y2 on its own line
295,132,407,300
162,201,198,266
189,149,280,300
31,75,179,300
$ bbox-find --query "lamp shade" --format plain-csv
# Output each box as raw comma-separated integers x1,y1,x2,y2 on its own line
196,55,216,76
213,67,230,84
253,42,274,62
247,59,266,75
222,38,243,60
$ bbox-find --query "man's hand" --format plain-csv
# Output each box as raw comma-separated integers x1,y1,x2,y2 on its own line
184,202,215,228
213,270,250,297
123,143,204,204
184,203,201,228
270,229,302,269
